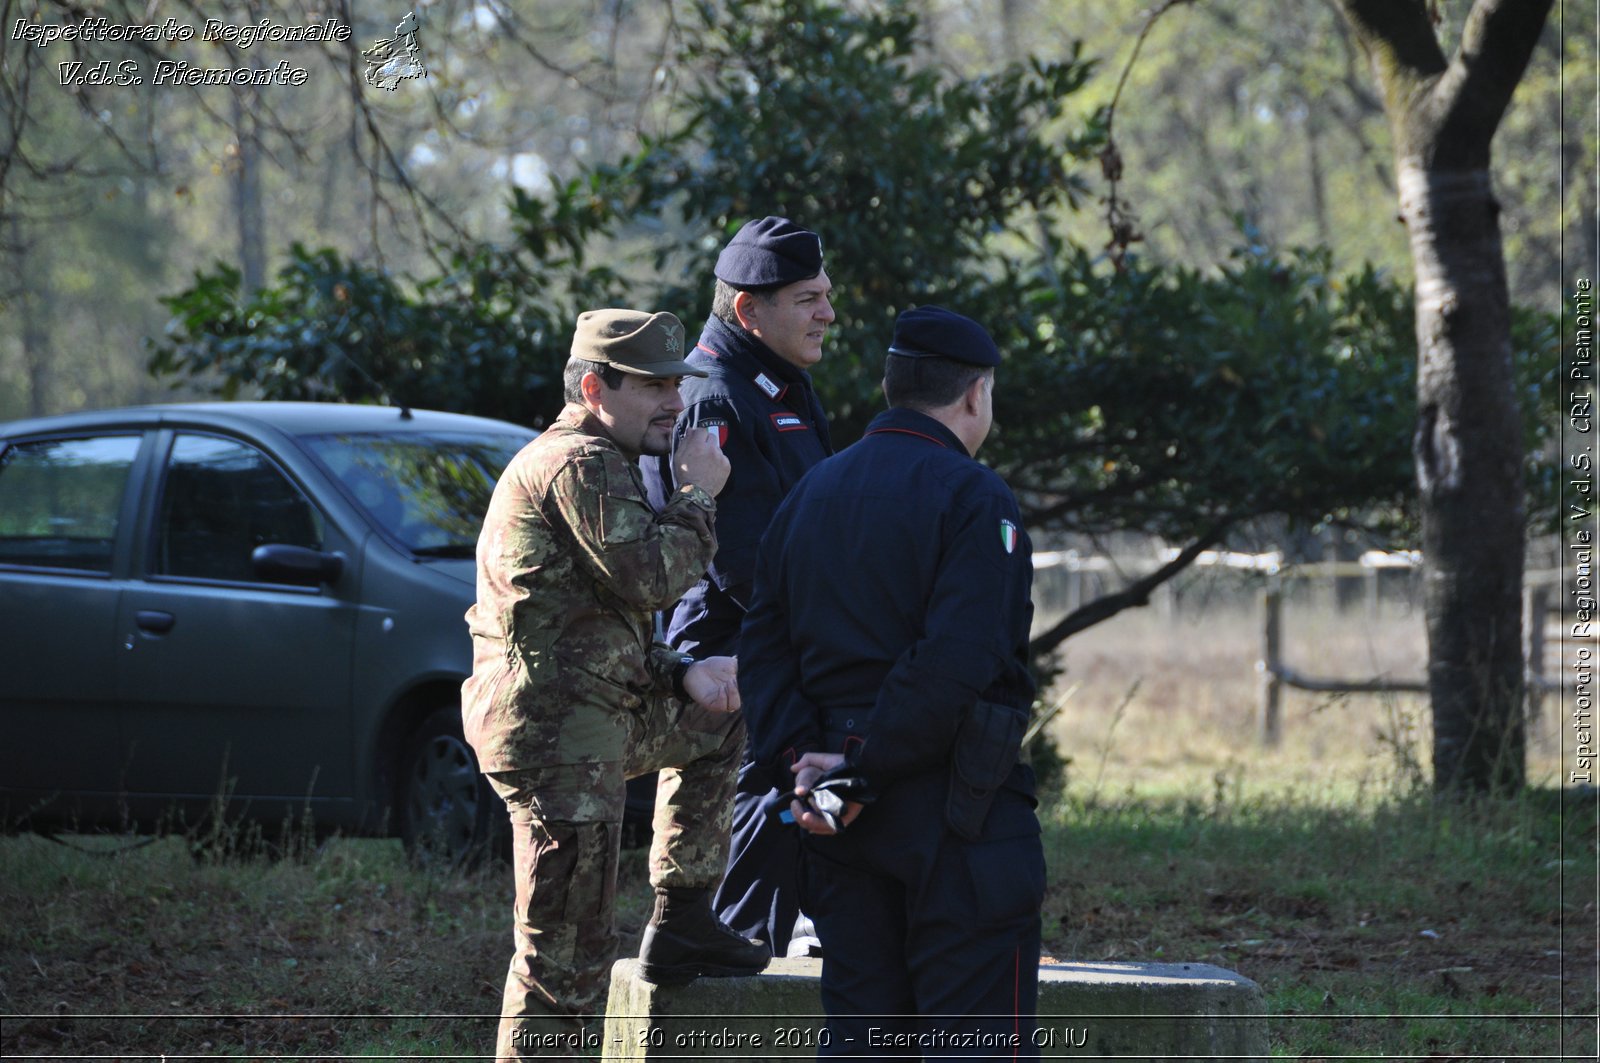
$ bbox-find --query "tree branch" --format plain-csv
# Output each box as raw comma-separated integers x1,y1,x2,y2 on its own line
1027,519,1234,659
1016,469,1170,526
1337,0,1447,83
1338,0,1553,167
1098,0,1199,269
1335,0,1446,139
1437,0,1555,145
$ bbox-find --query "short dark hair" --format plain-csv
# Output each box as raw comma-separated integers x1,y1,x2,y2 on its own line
711,279,778,328
563,357,626,403
882,354,989,411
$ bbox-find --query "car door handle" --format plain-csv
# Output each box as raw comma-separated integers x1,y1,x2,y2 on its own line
135,610,176,634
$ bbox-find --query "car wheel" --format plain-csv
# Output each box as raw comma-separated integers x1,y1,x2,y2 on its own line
396,706,503,869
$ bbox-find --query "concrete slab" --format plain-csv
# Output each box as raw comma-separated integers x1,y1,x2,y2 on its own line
602,956,1268,1061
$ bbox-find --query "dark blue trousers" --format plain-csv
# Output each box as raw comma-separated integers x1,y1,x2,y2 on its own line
799,772,1044,1060
713,763,802,954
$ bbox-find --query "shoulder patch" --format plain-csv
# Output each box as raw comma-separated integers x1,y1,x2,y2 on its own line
1000,518,1019,554
754,373,784,400
770,412,808,433
695,418,731,448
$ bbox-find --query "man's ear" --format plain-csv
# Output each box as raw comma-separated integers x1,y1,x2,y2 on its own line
579,370,604,407
733,289,762,332
964,373,987,414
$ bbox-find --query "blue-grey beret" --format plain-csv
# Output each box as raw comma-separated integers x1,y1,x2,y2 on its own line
714,216,824,289
887,306,1000,367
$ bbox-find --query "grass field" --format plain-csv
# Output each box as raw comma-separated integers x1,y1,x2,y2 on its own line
1039,598,1593,1061
1,600,1594,1061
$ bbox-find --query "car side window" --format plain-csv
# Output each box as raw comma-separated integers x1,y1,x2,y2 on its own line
155,433,324,582
0,435,141,573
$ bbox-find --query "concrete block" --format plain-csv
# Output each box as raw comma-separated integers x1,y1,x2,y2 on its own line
1032,961,1269,1060
602,957,1268,1061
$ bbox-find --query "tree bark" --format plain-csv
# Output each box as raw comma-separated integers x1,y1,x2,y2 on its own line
231,89,267,296
9,212,50,417
1404,162,1527,794
1337,0,1551,794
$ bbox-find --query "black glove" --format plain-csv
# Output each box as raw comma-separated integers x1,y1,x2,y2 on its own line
770,768,877,832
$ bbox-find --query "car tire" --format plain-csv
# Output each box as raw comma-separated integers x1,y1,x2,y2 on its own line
396,706,505,869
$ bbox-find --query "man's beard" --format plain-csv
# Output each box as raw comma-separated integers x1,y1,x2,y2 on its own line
638,424,672,457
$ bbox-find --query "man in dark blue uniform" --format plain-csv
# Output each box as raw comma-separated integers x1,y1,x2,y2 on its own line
643,216,836,957
741,306,1044,1058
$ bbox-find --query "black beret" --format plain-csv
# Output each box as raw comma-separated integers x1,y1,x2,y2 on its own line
714,216,824,289
887,305,1001,367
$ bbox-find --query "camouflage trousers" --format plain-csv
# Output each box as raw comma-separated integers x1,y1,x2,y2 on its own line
485,692,745,1060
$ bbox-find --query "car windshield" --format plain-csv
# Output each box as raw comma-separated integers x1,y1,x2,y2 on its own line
301,429,532,557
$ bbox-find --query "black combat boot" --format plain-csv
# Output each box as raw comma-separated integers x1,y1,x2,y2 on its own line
637,886,771,984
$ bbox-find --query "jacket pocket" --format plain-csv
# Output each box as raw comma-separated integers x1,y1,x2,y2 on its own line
945,699,1027,841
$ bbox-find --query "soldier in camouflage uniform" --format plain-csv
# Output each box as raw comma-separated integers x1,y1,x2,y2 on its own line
463,308,770,1061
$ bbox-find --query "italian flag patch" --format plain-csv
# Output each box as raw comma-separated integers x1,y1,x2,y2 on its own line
1000,519,1018,554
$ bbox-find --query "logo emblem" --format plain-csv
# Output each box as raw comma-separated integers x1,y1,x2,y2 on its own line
770,412,807,432
363,11,427,91
999,519,1018,554
699,418,729,447
663,329,682,357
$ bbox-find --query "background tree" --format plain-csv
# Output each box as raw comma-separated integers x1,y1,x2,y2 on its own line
5,0,1569,796
4,0,1573,418
928,0,1575,309
1332,0,1553,796
147,0,1563,664
0,0,680,419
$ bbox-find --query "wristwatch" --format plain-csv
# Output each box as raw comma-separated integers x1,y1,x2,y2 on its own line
671,655,696,701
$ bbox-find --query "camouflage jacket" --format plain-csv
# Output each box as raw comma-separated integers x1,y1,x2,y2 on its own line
462,403,719,772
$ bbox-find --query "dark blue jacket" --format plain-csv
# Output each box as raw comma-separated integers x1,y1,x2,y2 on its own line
643,315,833,657
740,405,1036,791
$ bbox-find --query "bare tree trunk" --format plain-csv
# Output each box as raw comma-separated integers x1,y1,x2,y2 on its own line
1305,105,1333,248
231,89,267,295
9,212,50,417
998,0,1022,61
1402,162,1527,793
1337,0,1552,794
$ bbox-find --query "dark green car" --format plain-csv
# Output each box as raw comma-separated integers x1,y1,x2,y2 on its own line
0,401,536,865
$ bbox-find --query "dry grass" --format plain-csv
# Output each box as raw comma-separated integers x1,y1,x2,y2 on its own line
0,592,1592,1061
1043,594,1568,801
1031,595,1593,1061
1,836,510,1058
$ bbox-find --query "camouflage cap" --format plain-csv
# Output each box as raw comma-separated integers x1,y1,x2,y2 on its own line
571,309,706,377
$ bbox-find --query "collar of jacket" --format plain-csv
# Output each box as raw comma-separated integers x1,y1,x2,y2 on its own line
552,401,623,450
863,406,968,454
697,315,815,393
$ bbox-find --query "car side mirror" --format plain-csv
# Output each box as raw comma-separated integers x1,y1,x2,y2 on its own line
251,543,346,587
